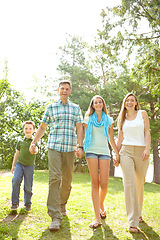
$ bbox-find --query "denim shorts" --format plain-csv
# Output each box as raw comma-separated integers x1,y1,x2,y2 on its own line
85,152,111,160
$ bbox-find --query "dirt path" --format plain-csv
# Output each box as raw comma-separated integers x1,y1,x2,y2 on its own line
0,171,12,177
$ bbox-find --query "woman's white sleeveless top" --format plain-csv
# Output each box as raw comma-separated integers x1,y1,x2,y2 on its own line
122,110,146,146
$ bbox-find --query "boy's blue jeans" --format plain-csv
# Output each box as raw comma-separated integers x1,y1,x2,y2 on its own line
11,162,34,207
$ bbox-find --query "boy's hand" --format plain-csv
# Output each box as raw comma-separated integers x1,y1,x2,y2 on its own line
11,166,15,174
29,144,38,154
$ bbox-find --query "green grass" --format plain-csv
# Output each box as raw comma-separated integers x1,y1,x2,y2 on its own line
0,170,160,240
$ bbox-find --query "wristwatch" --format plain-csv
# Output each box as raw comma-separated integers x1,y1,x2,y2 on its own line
78,146,84,150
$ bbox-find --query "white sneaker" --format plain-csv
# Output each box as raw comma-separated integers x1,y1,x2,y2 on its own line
49,219,61,231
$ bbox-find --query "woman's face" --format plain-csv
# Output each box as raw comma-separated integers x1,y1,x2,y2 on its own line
92,97,104,111
125,95,137,111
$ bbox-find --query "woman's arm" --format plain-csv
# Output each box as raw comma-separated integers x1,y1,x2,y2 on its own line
142,110,151,161
117,129,124,153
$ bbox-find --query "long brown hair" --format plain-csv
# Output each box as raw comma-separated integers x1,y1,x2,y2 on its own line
85,95,108,117
117,93,141,130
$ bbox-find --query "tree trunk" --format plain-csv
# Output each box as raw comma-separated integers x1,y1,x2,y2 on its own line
150,102,160,184
153,140,160,184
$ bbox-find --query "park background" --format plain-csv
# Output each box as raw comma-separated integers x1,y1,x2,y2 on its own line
0,0,160,238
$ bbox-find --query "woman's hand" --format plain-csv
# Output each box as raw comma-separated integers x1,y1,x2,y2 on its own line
142,148,150,161
113,154,120,167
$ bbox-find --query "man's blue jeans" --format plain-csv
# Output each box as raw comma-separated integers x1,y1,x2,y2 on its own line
11,162,34,207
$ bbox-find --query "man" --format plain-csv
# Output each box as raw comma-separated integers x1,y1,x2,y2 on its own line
29,80,83,231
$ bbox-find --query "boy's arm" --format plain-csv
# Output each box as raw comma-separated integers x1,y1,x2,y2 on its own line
11,150,19,174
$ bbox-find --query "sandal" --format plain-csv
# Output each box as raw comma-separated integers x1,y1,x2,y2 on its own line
89,221,102,229
100,209,106,219
139,216,143,223
129,227,139,233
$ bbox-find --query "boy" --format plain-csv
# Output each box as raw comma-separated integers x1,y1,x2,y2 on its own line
11,121,38,211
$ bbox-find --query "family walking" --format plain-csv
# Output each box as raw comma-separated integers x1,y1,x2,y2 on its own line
10,80,150,233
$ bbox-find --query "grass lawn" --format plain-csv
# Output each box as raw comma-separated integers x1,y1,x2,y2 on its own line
0,170,160,240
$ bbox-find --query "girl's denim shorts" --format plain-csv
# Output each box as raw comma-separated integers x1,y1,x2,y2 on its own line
85,152,111,160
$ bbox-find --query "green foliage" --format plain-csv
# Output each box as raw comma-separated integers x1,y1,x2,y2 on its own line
0,86,48,170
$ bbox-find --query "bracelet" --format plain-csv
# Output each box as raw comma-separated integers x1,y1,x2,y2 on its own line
78,146,84,150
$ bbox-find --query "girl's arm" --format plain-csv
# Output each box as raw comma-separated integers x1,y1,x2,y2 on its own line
84,123,87,137
11,150,19,174
108,124,120,165
142,110,151,161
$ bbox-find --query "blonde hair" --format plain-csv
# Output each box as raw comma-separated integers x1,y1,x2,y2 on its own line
85,95,108,117
23,121,36,129
117,93,141,130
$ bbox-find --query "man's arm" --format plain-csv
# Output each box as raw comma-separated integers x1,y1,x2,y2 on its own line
29,122,48,154
76,122,83,158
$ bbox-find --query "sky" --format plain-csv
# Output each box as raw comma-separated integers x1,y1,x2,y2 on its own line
0,0,121,98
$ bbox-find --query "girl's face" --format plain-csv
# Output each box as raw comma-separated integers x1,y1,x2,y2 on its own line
125,95,137,111
92,97,104,112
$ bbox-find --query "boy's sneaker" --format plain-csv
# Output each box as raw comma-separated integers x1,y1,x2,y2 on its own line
11,204,18,210
25,205,31,211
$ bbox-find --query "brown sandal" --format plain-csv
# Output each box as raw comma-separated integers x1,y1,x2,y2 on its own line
89,221,102,229
100,209,106,219
139,216,143,223
129,227,139,233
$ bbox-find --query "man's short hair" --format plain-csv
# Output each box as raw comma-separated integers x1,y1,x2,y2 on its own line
23,121,36,129
59,80,71,88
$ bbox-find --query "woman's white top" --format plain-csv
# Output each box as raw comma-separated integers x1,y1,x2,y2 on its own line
122,110,146,146
84,116,113,155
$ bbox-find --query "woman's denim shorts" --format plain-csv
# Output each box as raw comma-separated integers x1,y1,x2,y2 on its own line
85,152,111,160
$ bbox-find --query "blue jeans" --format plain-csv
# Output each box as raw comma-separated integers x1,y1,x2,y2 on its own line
11,162,34,206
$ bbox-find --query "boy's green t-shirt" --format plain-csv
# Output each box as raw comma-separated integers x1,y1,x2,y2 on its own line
16,137,36,166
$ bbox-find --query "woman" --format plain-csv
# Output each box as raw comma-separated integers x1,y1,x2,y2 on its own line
84,95,119,229
117,93,150,233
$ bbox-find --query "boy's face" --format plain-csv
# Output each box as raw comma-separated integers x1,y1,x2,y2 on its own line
23,124,35,138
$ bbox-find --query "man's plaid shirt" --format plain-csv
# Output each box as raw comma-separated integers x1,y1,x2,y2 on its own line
42,99,83,152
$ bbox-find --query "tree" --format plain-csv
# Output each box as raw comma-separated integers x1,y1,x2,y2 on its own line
98,0,160,183
0,86,49,170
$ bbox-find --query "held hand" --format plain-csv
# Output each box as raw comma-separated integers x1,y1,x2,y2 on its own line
76,148,83,159
29,144,38,154
142,148,150,161
113,154,120,167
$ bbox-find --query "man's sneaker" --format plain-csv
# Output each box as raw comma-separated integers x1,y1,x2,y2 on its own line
25,205,31,211
11,204,18,210
49,218,61,231
61,204,67,216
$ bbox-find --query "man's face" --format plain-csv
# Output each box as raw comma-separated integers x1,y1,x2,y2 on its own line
58,84,71,101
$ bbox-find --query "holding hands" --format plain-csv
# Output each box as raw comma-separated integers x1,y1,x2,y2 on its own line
113,154,120,167
76,147,83,159
29,144,38,155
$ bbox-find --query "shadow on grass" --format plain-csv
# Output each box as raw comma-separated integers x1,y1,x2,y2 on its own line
128,221,160,240
0,209,28,240
88,221,119,240
144,182,160,193
38,216,71,240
